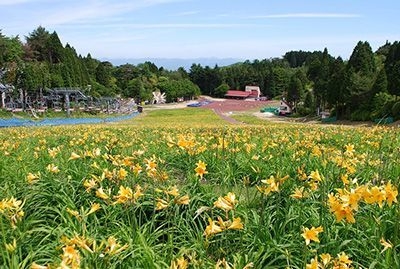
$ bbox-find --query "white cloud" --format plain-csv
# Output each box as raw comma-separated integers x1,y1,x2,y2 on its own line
0,0,33,5
38,0,189,27
173,10,200,16
248,13,362,19
103,23,268,29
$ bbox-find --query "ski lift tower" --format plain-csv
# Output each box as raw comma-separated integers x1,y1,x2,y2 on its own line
47,88,88,117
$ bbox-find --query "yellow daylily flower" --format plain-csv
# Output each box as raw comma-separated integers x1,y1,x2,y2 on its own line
26,172,40,184
46,163,60,173
96,187,110,200
214,192,237,211
204,218,223,238
69,152,81,160
170,256,189,269
227,217,244,230
156,198,169,210
301,226,323,245
86,203,101,216
175,195,190,205
380,238,393,253
194,160,208,179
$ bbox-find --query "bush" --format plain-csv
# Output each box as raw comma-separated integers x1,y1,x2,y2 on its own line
350,109,370,121
370,92,396,119
297,106,314,116
392,101,400,120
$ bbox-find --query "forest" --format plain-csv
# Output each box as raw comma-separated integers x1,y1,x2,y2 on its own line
1,26,400,120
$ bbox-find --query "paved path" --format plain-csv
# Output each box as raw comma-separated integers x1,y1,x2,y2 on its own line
212,109,245,125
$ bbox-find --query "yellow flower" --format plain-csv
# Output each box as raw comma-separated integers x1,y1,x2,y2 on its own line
122,157,134,167
384,182,398,206
335,252,352,267
31,262,50,269
297,167,308,180
46,163,60,173
344,143,355,154
175,195,190,205
156,198,169,210
68,152,81,160
308,170,322,182
83,179,97,193
380,238,393,253
170,256,189,269
104,236,128,255
319,253,332,266
165,186,180,197
306,256,319,269
48,147,60,158
301,226,323,245
0,197,24,228
86,203,101,216
113,186,133,204
227,217,244,230
117,168,128,180
91,162,100,169
131,163,142,175
61,245,81,269
96,187,110,200
68,235,93,253
5,238,17,252
341,174,350,185
145,158,157,171
328,194,356,223
258,174,289,195
290,187,307,199
66,208,80,219
26,172,40,184
204,218,223,238
133,185,144,200
215,258,232,269
363,186,386,207
214,192,237,211
194,160,208,179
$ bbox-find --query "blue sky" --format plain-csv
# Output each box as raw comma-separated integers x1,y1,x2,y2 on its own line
1,0,399,61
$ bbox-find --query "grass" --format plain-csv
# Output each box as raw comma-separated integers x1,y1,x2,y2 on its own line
0,109,399,268
117,108,227,127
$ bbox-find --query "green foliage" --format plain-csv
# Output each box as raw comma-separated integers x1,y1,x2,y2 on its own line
214,83,230,98
370,92,396,119
391,101,400,119
283,50,313,68
350,109,371,121
348,41,376,76
189,64,222,96
287,74,303,103
95,61,113,88
372,68,388,95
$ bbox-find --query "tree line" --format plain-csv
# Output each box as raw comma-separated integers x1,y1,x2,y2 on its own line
189,42,400,120
1,26,400,120
0,26,201,104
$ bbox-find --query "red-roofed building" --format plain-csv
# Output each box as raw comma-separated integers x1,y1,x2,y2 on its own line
225,90,251,99
225,85,262,99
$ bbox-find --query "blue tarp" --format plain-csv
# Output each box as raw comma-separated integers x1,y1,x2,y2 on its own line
0,112,139,128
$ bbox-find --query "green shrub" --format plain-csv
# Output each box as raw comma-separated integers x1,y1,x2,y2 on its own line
391,101,400,120
350,109,370,121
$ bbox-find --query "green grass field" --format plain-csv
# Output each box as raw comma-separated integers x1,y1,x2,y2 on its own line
0,109,399,268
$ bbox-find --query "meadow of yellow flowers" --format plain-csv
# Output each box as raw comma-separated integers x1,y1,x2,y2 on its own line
0,112,399,268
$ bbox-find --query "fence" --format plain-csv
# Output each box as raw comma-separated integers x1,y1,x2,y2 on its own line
0,112,139,128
